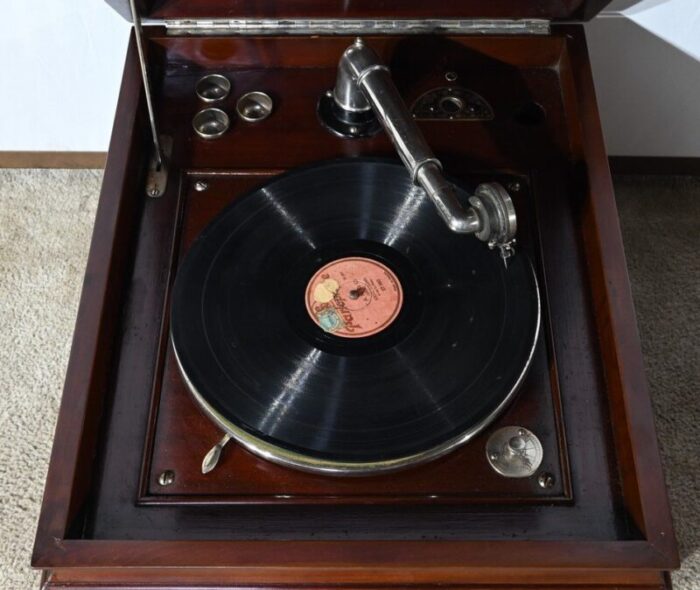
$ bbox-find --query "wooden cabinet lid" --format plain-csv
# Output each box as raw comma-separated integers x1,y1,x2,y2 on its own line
105,0,611,22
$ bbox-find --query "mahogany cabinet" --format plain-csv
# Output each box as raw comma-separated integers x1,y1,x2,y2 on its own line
32,1,678,587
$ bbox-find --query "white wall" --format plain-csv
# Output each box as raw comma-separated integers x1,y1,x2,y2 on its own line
586,13,700,157
0,0,130,152
626,0,700,61
585,0,700,157
0,1,698,157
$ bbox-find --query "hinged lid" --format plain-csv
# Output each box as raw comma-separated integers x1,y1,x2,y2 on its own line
105,0,611,23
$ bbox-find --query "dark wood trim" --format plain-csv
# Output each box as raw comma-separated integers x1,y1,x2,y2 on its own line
563,25,678,564
33,538,673,572
0,151,106,169
45,559,669,590
609,156,700,176
32,31,143,551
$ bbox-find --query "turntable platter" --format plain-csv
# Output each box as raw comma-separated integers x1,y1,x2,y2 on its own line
170,159,540,475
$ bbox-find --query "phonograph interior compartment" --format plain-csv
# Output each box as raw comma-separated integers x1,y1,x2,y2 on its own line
33,5,678,588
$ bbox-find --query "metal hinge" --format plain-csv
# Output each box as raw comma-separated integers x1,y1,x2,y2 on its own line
158,18,550,36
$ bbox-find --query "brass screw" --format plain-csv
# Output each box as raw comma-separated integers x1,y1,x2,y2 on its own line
194,180,208,192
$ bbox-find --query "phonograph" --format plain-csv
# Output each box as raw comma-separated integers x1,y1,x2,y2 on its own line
32,1,678,588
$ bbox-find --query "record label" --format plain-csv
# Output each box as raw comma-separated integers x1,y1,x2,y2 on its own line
305,257,403,338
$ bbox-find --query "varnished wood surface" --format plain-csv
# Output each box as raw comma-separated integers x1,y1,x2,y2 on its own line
43,559,670,590
562,24,677,562
33,28,677,589
32,31,146,548
151,35,575,173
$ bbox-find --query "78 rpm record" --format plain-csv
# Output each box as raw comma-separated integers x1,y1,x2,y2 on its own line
170,159,540,475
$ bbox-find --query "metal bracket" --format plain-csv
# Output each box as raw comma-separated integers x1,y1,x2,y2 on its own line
145,135,172,198
411,87,494,121
128,0,168,196
468,183,518,265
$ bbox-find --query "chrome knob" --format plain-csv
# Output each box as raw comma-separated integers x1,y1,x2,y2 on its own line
486,426,543,478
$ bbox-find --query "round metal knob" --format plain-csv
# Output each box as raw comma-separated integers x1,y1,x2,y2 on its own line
486,426,543,478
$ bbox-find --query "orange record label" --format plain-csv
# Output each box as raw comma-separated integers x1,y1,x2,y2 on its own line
305,257,403,338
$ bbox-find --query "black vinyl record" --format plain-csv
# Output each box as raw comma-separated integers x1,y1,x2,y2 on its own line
170,159,540,474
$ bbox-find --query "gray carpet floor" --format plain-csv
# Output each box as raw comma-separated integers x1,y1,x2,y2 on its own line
0,169,697,588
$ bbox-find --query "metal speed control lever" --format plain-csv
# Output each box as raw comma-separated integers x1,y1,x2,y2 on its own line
319,38,517,263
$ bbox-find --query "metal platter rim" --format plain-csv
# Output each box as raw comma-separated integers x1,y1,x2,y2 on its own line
170,262,541,477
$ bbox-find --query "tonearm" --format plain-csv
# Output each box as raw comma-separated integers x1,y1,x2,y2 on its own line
319,38,517,263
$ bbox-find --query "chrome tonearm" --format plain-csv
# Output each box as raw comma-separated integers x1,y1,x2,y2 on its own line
320,38,517,262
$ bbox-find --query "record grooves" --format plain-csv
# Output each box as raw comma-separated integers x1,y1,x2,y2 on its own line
170,159,540,474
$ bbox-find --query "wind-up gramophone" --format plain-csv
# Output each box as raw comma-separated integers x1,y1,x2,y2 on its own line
33,1,677,588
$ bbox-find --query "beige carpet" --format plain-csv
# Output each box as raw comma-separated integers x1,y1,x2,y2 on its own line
0,169,697,588
615,175,700,588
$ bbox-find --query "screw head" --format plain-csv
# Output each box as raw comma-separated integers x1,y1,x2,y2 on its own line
508,181,522,193
445,71,458,82
349,126,358,135
537,472,555,489
194,180,208,192
158,470,175,486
